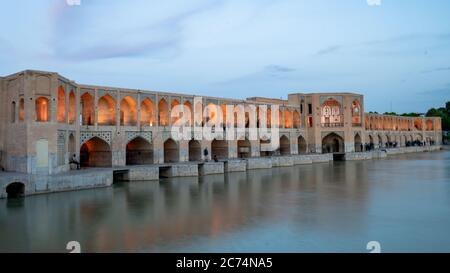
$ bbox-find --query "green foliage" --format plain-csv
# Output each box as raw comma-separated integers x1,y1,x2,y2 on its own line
426,102,450,131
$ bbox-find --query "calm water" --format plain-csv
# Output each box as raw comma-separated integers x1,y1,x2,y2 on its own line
1,151,450,253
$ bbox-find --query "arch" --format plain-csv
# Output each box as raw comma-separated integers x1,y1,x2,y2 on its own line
278,109,283,128
158,98,169,126
211,139,228,160
260,139,272,157
194,101,203,126
140,98,155,126
35,97,49,122
293,110,300,129
321,98,343,126
164,138,179,163
237,139,251,158
126,137,153,165
57,86,66,123
284,109,292,128
425,119,434,131
11,101,16,123
354,133,362,152
322,133,344,153
68,133,76,157
80,137,112,167
351,99,361,125
19,98,24,121
170,99,181,125
267,108,272,128
184,101,193,126
81,93,94,125
98,94,116,126
188,139,202,161
298,135,307,154
280,135,290,155
414,118,422,130
68,91,76,124
120,96,137,126
6,182,25,198
378,135,383,147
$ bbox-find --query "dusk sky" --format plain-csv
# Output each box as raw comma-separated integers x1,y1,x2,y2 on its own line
1,0,449,113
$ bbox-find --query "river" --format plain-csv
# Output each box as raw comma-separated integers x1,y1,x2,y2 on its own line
1,150,450,252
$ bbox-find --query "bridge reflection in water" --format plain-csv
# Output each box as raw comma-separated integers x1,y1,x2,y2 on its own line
1,150,450,252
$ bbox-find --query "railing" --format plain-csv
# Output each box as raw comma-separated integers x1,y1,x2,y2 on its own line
321,122,344,128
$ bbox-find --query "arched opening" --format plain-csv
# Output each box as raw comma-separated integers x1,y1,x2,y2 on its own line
19,98,24,121
414,118,422,130
120,96,137,126
194,101,203,126
164,138,179,163
126,137,153,165
237,139,251,158
170,99,180,125
68,134,76,157
260,139,272,157
284,109,292,128
298,136,307,154
184,101,193,126
140,97,155,127
80,137,112,167
68,91,76,124
293,110,300,129
267,108,272,128
351,99,361,126
6,182,25,198
354,133,362,152
35,97,49,122
57,86,66,123
81,93,94,125
211,139,228,160
280,135,290,155
158,99,169,126
321,98,343,127
11,101,16,123
322,133,344,153
98,94,116,126
426,120,434,131
188,140,201,161
278,109,283,128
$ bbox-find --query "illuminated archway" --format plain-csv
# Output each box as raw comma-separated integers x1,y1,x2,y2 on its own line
80,137,112,167
57,86,66,123
120,96,137,126
140,98,155,126
98,94,116,126
158,99,169,126
68,91,76,124
81,93,94,125
35,97,49,122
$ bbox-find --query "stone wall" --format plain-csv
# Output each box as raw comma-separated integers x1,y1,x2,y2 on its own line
225,159,247,172
127,166,159,181
246,157,272,170
272,156,294,167
199,162,224,176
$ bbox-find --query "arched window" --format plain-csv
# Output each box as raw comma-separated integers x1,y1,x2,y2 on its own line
98,94,116,126
140,97,155,126
68,91,76,124
158,99,169,126
57,86,66,123
19,98,24,121
120,96,137,126
35,97,49,122
11,101,16,123
81,93,94,125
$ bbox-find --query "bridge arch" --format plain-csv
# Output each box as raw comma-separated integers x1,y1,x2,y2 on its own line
126,137,153,165
322,133,344,153
80,137,112,167
164,138,179,163
238,138,251,158
280,135,290,155
354,133,362,152
188,139,202,161
211,139,228,160
298,135,307,154
6,182,25,198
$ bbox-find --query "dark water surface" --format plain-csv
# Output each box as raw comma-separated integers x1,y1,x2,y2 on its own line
1,151,450,253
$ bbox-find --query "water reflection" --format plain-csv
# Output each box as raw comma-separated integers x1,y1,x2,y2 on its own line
1,151,450,252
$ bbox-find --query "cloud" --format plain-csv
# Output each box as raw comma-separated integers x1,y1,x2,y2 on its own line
265,65,295,73
316,45,341,55
420,67,450,74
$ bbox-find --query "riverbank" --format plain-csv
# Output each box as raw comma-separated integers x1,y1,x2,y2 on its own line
0,145,442,199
